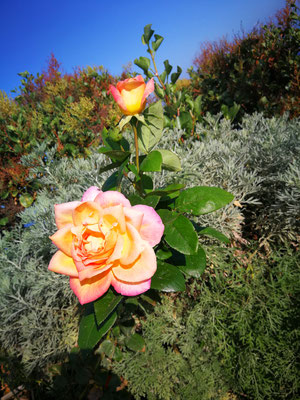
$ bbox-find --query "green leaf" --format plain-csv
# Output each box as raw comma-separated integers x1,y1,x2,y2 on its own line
143,24,154,44
137,101,164,153
118,115,133,131
134,57,151,73
159,71,167,84
0,216,9,226
100,149,131,162
152,34,164,51
156,149,181,171
198,226,230,244
143,195,160,208
158,210,198,255
155,83,165,99
128,194,144,206
141,174,153,193
100,339,115,358
177,111,193,131
94,289,122,326
98,161,122,174
102,171,119,192
128,194,160,208
113,346,123,361
171,66,182,84
78,305,117,350
0,191,9,200
163,60,173,75
140,150,162,172
125,333,145,352
156,249,172,260
147,183,185,197
179,246,206,278
194,95,202,117
151,261,185,291
175,186,234,215
19,193,34,208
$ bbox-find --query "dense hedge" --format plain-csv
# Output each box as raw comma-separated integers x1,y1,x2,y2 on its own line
0,56,119,202
190,1,300,120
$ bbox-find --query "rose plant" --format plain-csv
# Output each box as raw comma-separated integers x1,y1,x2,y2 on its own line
48,24,234,352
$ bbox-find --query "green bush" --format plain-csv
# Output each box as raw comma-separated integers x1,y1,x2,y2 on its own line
112,245,300,400
190,1,300,120
0,56,118,202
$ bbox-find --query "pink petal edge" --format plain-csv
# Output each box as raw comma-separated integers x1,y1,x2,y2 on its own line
111,275,151,296
70,271,112,305
141,78,154,104
81,186,103,202
109,85,128,112
132,204,164,247
95,191,131,209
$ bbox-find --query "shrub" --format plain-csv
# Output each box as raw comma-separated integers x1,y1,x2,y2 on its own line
0,55,119,202
190,1,300,120
158,113,300,243
112,245,300,400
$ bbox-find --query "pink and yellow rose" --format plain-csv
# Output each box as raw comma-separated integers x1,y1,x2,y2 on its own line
109,75,154,115
49,187,164,304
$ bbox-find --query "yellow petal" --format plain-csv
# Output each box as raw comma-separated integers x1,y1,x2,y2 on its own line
48,250,78,277
50,224,73,257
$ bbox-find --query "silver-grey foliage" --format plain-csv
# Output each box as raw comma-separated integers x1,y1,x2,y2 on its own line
0,113,299,375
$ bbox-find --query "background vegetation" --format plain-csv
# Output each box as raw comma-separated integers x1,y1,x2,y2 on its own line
0,1,299,399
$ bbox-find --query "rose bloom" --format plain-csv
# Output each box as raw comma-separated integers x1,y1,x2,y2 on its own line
109,75,154,115
49,187,164,304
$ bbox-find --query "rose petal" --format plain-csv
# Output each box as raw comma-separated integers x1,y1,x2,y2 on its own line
48,250,78,277
120,81,146,115
120,223,144,265
124,207,143,231
117,75,144,91
78,263,112,281
81,186,103,202
106,234,124,264
102,204,126,234
55,201,81,229
50,224,73,256
141,78,154,104
112,242,156,282
109,85,128,113
72,201,102,226
132,205,164,247
70,271,112,305
111,275,151,296
95,191,131,209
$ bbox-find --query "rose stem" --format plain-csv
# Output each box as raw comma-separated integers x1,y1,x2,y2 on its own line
148,47,171,106
132,122,140,173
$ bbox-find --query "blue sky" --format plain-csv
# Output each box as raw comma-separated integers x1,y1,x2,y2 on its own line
1,0,285,95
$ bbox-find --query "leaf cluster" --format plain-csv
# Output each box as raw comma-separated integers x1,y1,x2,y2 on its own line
190,1,300,120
